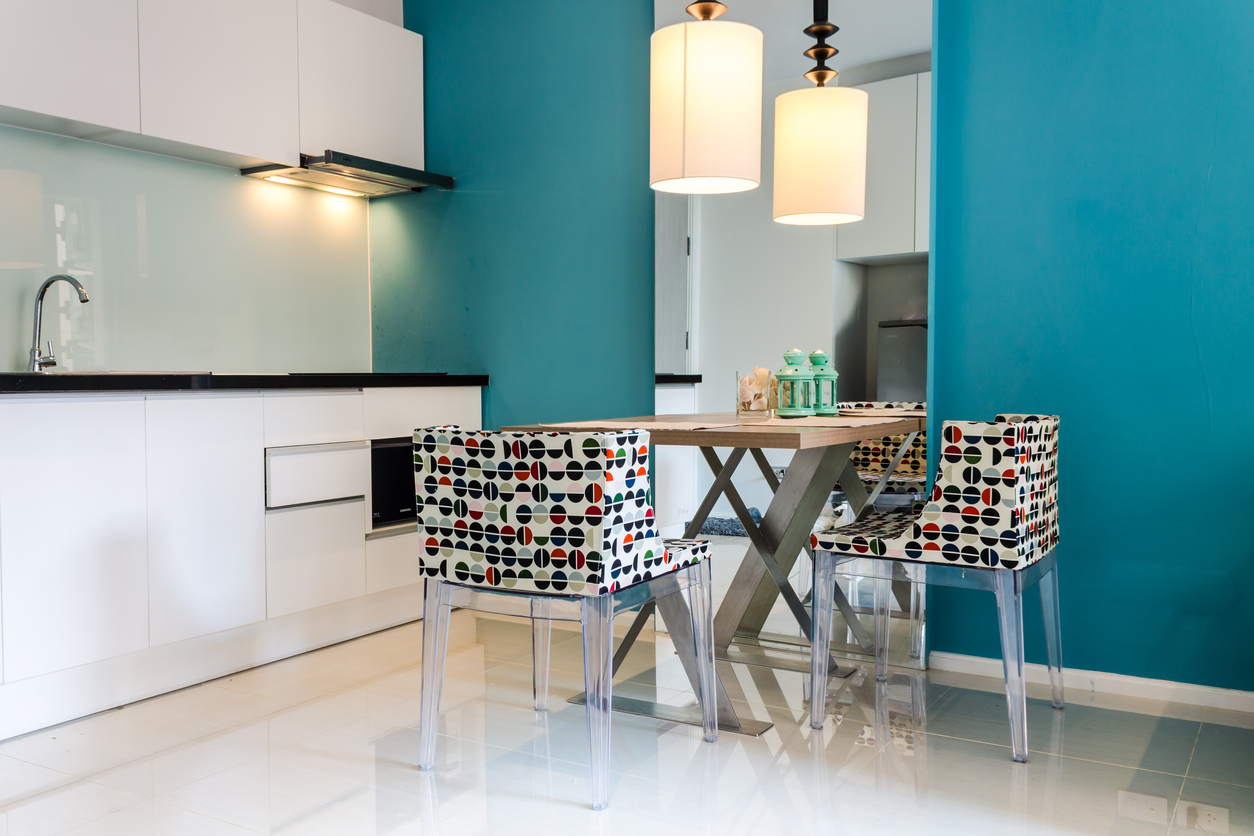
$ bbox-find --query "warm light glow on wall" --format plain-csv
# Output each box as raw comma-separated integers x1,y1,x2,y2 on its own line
650,16,763,195
264,175,365,198
773,86,868,225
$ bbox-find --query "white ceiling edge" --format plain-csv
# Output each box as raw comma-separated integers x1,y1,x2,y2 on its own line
654,0,932,83
331,0,403,27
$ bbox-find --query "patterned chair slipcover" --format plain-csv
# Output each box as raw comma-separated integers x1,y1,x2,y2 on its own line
837,401,928,497
413,426,717,810
813,413,1058,569
414,426,710,593
808,414,1062,765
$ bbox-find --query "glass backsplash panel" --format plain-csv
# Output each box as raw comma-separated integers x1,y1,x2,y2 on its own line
0,124,370,373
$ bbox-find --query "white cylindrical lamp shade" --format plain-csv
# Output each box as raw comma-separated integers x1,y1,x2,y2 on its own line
773,86,868,225
650,20,763,195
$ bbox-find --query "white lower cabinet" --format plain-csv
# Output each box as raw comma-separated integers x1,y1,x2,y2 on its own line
0,396,149,681
266,499,367,618
146,394,266,647
366,531,422,594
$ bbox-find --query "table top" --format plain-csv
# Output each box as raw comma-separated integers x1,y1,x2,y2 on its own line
502,412,926,450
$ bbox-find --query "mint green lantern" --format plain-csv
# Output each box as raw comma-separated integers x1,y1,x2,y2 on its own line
775,348,815,418
809,349,839,416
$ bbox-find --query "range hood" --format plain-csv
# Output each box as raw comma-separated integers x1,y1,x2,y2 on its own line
242,150,454,198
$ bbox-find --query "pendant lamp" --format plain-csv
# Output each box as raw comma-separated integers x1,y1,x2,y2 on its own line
773,0,868,225
650,2,763,195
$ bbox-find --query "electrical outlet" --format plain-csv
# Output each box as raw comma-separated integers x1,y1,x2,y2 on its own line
1176,801,1230,833
1117,790,1170,824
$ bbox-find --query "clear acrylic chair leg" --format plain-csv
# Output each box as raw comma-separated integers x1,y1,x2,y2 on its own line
909,564,925,659
810,550,837,729
993,568,1029,762
581,594,615,811
873,561,891,682
687,560,719,743
418,579,452,771
1039,562,1065,709
531,596,552,711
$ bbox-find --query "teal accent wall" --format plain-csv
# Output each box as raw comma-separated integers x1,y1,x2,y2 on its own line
371,0,655,430
930,1,1254,690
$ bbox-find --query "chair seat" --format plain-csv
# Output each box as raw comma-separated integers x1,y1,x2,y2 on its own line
857,470,927,494
663,538,711,564
812,510,918,560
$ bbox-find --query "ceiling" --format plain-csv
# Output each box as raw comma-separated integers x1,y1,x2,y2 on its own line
654,0,932,83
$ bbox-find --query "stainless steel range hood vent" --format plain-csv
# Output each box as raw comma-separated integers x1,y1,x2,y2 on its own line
242,150,454,198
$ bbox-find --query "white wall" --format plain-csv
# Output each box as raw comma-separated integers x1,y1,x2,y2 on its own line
690,77,855,516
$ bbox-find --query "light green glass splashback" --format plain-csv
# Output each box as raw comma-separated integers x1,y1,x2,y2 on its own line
0,124,370,372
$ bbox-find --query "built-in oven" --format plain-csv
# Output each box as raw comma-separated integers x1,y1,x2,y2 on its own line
370,437,417,529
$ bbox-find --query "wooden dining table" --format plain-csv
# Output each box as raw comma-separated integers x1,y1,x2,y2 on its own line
503,411,925,736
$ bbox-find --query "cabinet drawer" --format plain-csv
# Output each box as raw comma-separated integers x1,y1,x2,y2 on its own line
263,390,364,447
266,498,366,618
266,441,369,509
366,528,422,594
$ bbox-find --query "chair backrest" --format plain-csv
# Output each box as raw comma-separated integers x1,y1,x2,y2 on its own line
412,427,665,596
837,401,928,476
920,415,1059,569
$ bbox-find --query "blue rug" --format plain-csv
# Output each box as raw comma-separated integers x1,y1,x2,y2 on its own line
687,508,763,537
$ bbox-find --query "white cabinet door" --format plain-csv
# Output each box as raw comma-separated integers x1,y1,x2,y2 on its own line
0,0,140,135
138,0,299,165
836,74,919,261
366,530,422,594
263,391,365,447
298,0,425,169
914,72,932,254
363,387,482,439
653,385,698,537
0,396,149,681
266,499,366,618
146,394,266,647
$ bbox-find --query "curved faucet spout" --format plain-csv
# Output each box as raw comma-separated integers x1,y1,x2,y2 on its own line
29,275,90,373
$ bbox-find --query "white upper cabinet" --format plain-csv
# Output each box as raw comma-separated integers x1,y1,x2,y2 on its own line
298,0,425,169
0,0,140,134
138,0,300,166
146,394,267,647
0,396,149,682
835,74,919,261
915,72,931,254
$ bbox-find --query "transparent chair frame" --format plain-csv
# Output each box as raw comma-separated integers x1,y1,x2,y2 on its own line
810,549,1063,763
417,559,718,810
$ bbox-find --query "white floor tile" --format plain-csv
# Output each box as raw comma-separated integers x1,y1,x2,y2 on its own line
4,780,146,836
2,609,1251,836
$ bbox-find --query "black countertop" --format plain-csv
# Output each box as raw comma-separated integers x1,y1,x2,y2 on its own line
0,372,489,393
655,373,702,385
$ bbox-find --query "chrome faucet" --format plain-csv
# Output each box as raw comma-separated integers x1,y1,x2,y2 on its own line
29,275,89,372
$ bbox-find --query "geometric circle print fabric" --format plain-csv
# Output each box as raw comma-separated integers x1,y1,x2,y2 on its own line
414,427,707,596
813,415,1059,570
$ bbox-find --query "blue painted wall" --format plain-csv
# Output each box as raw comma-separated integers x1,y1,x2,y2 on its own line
372,0,655,429
930,1,1254,690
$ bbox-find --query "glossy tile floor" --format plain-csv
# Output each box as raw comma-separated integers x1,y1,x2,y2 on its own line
2,556,1252,834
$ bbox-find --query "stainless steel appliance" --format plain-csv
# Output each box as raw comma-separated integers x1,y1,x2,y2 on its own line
370,437,416,528
876,319,927,402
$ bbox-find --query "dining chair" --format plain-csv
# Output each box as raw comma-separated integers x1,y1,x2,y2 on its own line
837,400,928,505
810,414,1061,763
830,401,929,658
412,426,717,810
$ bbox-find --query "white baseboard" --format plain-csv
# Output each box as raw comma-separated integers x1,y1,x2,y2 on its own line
0,584,425,742
928,651,1254,714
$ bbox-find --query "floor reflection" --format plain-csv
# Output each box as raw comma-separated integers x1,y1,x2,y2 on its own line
0,611,1250,836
